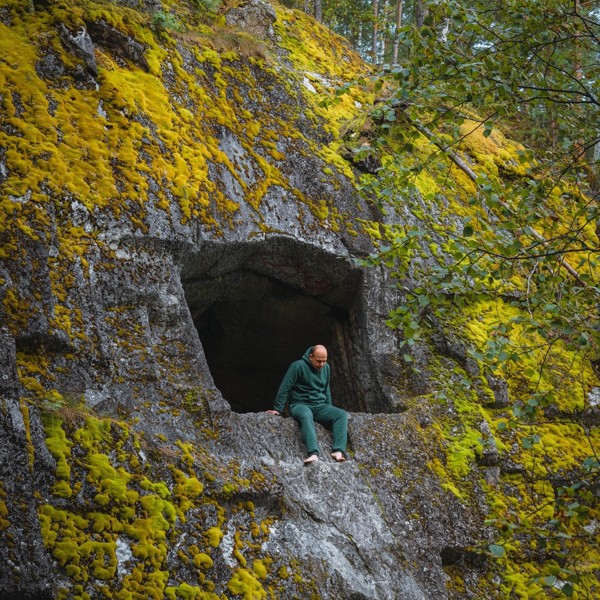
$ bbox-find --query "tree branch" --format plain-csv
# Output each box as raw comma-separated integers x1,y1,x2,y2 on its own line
405,116,587,284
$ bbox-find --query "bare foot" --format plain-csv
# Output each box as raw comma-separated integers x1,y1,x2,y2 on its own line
331,451,346,462
303,454,318,465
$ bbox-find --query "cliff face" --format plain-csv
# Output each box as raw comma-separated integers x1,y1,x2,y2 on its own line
1,1,598,599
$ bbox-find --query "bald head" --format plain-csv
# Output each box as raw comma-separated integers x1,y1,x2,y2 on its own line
309,345,328,370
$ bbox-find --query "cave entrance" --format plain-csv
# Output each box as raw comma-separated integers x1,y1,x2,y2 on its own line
182,239,366,414
194,274,348,413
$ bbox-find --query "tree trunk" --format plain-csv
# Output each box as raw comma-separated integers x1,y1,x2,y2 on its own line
314,0,322,22
381,0,388,61
392,0,403,64
439,18,449,42
372,0,379,63
414,0,428,28
593,137,600,193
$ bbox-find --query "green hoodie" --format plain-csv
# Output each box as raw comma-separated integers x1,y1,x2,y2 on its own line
274,347,332,413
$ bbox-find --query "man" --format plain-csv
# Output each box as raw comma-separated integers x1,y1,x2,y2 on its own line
266,345,348,464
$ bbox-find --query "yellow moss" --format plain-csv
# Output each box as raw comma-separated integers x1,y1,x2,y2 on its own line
171,468,205,515
221,482,237,496
245,121,261,140
165,581,220,599
233,530,247,567
357,218,382,239
202,526,223,549
2,288,31,335
458,298,594,413
51,480,73,498
19,399,35,470
252,559,268,580
414,170,440,201
73,415,113,447
140,476,172,499
193,552,213,570
87,453,133,503
44,417,73,482
317,145,355,180
38,504,121,584
227,568,266,599
0,485,9,531
442,426,483,478
277,566,289,579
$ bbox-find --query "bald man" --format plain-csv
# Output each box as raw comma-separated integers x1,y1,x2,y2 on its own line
266,345,348,464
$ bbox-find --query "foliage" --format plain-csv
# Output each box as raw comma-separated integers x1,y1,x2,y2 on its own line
347,0,600,382
340,0,600,595
394,0,598,155
190,0,222,13
151,10,182,33
282,0,423,63
483,453,599,598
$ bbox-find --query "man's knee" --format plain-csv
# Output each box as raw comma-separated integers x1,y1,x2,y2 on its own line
333,407,348,423
314,406,347,427
291,404,314,423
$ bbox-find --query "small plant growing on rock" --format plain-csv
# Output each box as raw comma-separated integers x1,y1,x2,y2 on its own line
192,0,222,13
151,10,182,34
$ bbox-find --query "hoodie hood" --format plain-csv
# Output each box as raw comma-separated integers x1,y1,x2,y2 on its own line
302,346,313,363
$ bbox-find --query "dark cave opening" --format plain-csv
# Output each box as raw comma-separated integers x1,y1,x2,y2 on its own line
182,241,367,414
195,274,348,413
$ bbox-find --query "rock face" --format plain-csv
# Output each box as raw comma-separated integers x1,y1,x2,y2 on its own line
0,329,55,594
2,1,596,599
225,0,277,40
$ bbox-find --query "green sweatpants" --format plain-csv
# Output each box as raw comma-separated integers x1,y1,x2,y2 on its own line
289,402,348,457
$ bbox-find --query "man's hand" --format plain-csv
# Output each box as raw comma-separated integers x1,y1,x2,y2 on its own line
265,410,280,415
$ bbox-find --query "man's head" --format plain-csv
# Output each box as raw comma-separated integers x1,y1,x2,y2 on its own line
308,345,328,370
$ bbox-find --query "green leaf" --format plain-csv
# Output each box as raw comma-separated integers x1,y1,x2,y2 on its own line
417,294,430,307
488,544,505,557
522,434,540,449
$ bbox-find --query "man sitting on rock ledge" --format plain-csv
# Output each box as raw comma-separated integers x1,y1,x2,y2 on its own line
266,345,348,464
